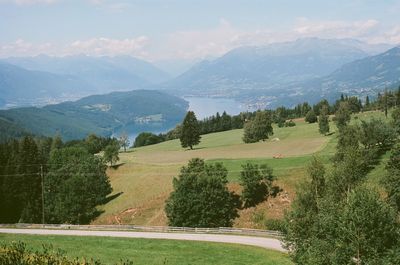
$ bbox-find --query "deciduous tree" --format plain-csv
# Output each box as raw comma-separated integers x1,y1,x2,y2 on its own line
165,158,241,227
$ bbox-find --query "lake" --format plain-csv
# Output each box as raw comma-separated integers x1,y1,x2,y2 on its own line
124,96,255,143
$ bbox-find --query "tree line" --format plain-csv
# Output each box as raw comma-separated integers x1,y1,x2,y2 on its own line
133,87,400,148
0,134,121,224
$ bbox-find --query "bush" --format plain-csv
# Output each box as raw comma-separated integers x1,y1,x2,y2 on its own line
305,110,317,123
264,218,287,232
284,120,296,127
0,241,133,265
133,132,164,148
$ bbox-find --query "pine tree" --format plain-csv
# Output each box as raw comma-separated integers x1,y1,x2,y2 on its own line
396,86,400,107
180,111,201,149
318,105,330,135
365,95,370,109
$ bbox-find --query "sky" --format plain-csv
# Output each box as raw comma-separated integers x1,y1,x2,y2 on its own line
1,0,400,61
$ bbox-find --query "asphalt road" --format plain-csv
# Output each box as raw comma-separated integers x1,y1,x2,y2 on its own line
0,228,286,252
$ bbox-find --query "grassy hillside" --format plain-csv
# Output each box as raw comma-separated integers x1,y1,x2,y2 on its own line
94,118,335,226
0,234,292,265
95,110,390,228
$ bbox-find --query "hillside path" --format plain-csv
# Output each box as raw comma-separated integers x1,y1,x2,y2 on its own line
0,228,286,252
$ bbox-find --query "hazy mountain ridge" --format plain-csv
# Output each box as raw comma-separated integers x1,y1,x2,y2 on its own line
296,45,400,98
164,38,377,95
0,90,188,141
0,61,96,108
1,55,171,108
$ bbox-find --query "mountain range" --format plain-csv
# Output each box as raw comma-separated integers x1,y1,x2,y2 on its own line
0,55,170,108
1,37,399,111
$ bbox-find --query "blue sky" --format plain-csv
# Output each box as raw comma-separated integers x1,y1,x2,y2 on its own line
1,0,400,61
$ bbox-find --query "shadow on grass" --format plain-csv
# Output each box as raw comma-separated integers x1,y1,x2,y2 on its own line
101,192,124,205
184,147,206,151
109,162,125,169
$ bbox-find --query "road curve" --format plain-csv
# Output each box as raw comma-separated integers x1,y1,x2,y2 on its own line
0,228,286,252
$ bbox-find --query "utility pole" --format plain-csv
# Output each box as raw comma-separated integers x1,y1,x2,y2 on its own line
41,164,45,226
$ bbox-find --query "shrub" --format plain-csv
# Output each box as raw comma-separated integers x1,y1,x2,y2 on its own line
284,120,296,127
0,241,133,265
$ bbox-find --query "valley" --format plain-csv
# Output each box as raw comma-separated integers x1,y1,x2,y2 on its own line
94,117,337,227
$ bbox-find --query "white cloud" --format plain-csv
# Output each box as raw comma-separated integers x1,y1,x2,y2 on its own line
0,37,150,58
1,0,59,5
1,18,399,61
67,37,149,57
87,0,130,12
293,18,380,39
0,39,54,57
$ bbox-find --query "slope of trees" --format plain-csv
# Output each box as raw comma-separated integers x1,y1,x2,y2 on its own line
283,105,400,264
0,134,116,224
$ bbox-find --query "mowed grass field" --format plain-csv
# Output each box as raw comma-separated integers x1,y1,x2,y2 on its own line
0,234,293,265
94,111,389,227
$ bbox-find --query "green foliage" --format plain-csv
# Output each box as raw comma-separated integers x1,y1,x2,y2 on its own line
45,147,112,224
264,219,287,232
382,144,400,211
283,120,400,264
239,163,276,208
103,143,120,166
305,110,317,123
338,187,399,263
392,107,400,135
0,235,292,265
0,136,43,223
318,105,330,135
133,132,164,147
180,111,201,149
335,101,351,129
243,111,273,143
284,120,296,127
165,158,241,227
359,118,396,150
0,241,133,265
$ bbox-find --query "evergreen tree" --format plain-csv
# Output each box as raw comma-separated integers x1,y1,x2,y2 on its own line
365,95,370,110
318,105,330,135
180,111,201,149
165,158,241,227
396,86,400,107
